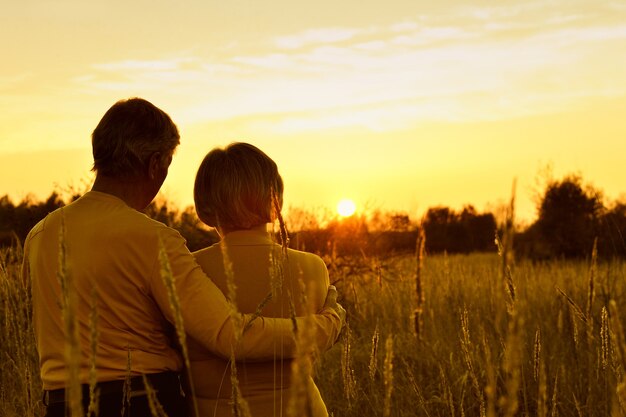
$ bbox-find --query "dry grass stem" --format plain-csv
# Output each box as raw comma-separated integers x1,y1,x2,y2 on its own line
556,287,587,324
482,331,497,417
142,374,168,417
217,237,251,417
440,365,455,417
57,212,83,417
413,225,426,340
229,351,252,417
369,323,380,381
341,324,357,406
158,238,199,417
496,180,517,315
551,371,559,417
500,313,522,417
586,238,598,323
534,327,546,417
601,306,610,370
460,308,486,416
534,328,542,382
287,315,317,417
383,335,394,417
121,348,132,417
87,285,100,417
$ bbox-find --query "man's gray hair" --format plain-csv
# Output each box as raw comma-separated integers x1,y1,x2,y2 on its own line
91,98,180,178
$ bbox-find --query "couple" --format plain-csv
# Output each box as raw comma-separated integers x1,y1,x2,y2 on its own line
22,98,345,417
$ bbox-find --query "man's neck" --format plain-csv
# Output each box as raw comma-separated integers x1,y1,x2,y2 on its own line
91,175,151,211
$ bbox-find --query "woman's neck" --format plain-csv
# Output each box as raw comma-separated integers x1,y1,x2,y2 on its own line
218,224,268,238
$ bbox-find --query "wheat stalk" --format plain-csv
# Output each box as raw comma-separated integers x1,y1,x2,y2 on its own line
586,239,598,325
440,365,455,417
537,330,547,417
142,374,168,417
601,306,610,370
550,371,559,417
500,313,522,417
57,211,82,417
158,237,199,417
534,328,542,382
460,307,486,417
482,330,497,417
413,225,426,340
86,285,99,417
341,323,357,407
215,237,253,417
287,315,316,417
229,351,252,417
496,180,517,315
383,335,394,417
121,348,132,416
369,323,380,381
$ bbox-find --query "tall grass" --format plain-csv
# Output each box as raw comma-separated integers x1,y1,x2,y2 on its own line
3,242,626,416
316,253,626,417
0,246,42,417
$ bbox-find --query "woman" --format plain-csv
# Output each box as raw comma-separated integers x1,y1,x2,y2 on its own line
188,142,331,417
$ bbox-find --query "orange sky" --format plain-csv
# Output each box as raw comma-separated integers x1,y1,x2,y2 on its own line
1,1,625,224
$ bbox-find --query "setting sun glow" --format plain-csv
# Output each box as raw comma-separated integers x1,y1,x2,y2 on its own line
337,199,357,217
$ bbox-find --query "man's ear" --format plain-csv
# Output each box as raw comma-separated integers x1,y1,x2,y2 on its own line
148,152,162,180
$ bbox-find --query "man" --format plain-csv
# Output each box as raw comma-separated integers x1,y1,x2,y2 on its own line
22,98,344,417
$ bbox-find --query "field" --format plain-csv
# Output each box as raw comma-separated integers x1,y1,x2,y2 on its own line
3,243,626,417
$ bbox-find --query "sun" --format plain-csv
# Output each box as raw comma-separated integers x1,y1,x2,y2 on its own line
337,199,357,217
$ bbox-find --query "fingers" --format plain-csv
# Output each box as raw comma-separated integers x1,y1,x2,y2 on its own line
335,302,347,322
323,285,346,336
323,285,338,309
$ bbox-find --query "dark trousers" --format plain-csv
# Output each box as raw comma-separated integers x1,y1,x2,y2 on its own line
44,372,189,417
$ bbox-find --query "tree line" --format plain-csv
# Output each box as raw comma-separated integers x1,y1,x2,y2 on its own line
0,194,218,252
1,174,625,259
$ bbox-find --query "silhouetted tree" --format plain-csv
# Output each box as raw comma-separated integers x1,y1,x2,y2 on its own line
174,207,219,252
144,198,178,227
531,175,603,259
461,206,498,252
422,205,497,254
0,193,65,245
598,201,626,258
423,207,455,253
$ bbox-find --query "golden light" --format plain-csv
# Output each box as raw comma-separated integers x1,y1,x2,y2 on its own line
337,199,357,217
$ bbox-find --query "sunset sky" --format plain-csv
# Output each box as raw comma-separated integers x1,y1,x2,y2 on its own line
1,0,625,224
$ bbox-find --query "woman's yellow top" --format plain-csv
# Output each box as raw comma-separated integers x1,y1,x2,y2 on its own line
188,226,331,417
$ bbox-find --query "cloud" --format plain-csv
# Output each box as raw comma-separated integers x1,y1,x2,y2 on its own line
232,53,295,69
0,73,31,91
64,5,626,132
354,40,387,51
391,27,476,46
550,24,626,42
258,101,462,134
390,21,419,32
274,27,363,49
92,58,193,71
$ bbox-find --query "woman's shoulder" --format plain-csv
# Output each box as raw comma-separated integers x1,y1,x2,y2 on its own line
193,241,221,254
192,241,223,263
285,248,328,273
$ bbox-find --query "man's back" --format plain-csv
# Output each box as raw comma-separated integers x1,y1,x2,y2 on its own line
24,191,184,390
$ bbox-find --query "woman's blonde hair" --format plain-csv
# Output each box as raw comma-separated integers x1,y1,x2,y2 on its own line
194,142,284,230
